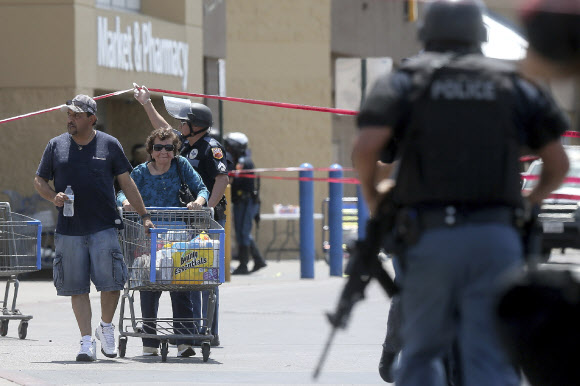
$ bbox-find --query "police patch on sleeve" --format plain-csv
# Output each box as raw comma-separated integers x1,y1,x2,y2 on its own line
211,147,224,159
218,162,227,172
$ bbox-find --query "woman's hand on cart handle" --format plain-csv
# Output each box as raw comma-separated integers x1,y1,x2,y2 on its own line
187,196,206,210
187,201,203,210
52,192,68,207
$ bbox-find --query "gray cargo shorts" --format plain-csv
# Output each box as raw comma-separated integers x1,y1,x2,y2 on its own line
53,228,127,296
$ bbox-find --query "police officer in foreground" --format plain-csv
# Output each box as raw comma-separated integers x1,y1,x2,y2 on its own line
224,132,267,275
352,1,570,384
134,85,227,347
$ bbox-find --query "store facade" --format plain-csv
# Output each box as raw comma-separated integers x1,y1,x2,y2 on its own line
0,0,204,204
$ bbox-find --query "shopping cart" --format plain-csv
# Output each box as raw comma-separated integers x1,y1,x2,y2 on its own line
0,202,42,339
118,207,224,362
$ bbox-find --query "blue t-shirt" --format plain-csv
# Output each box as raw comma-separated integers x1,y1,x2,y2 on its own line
36,131,132,236
116,156,209,207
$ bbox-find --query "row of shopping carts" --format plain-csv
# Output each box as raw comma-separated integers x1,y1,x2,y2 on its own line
0,203,224,363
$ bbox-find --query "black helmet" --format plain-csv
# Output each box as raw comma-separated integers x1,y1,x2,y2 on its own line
163,96,213,128
224,132,248,158
418,0,487,45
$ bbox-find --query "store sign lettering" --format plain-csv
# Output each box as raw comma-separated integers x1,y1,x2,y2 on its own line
97,16,189,90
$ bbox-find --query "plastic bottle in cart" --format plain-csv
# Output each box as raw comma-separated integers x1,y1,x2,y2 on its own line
63,185,74,217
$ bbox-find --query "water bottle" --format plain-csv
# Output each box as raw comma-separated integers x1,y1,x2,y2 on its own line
63,185,74,217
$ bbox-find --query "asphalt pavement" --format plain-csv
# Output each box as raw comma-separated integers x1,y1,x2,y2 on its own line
0,259,392,385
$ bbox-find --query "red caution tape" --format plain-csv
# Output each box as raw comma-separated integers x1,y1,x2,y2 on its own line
519,155,539,162
519,131,580,162
523,188,580,201
229,167,354,173
147,88,358,116
231,172,360,184
0,88,133,125
522,174,580,184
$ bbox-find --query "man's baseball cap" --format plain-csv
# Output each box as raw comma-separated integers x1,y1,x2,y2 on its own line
60,94,97,114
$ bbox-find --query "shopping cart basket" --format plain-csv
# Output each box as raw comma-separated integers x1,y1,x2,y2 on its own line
118,207,224,362
0,202,42,339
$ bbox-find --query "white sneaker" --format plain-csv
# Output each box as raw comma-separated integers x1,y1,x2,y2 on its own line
95,323,118,358
142,346,159,356
76,339,97,362
177,344,195,357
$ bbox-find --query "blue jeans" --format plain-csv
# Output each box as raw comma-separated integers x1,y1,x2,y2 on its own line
140,290,195,347
396,223,522,386
233,199,258,247
192,217,225,337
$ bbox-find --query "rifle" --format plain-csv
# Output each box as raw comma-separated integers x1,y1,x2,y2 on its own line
313,192,399,380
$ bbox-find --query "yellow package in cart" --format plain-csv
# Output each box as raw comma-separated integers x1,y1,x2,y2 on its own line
172,247,214,284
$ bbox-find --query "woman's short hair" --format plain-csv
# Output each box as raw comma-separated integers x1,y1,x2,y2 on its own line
145,128,181,158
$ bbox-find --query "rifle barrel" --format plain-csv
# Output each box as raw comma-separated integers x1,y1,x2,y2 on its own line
312,325,338,380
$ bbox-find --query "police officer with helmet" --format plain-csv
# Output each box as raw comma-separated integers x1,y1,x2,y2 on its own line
134,85,227,347
224,132,267,275
352,1,570,384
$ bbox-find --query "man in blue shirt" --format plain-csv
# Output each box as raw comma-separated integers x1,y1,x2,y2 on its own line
34,94,153,362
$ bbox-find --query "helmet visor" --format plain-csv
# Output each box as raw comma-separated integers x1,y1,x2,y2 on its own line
163,96,192,121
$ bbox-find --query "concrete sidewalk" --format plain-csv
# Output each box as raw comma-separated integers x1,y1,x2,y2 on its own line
0,260,392,385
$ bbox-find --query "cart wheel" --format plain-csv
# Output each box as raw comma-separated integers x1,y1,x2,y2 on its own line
160,341,168,362
17,321,28,340
201,343,210,362
118,336,127,358
0,320,8,336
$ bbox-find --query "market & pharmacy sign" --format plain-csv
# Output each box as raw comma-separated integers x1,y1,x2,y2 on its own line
97,16,189,90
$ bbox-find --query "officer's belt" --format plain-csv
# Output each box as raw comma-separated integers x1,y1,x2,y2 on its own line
235,191,253,200
417,206,515,230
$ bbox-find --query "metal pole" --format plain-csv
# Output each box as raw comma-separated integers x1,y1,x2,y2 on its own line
357,58,369,240
299,163,315,279
329,164,343,276
357,185,369,240
224,184,232,282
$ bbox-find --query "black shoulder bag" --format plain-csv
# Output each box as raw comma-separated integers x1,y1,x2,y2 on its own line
174,157,196,207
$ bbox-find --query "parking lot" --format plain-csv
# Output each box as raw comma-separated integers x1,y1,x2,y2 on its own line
0,260,391,385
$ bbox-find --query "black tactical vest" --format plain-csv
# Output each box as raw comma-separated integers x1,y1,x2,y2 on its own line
393,53,523,208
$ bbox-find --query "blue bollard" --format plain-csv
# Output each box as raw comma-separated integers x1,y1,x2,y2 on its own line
329,164,343,276
299,163,315,279
357,185,369,240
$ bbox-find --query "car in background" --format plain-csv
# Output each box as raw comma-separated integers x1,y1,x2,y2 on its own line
521,146,580,261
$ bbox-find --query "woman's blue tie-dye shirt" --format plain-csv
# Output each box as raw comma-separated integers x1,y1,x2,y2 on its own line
116,156,209,207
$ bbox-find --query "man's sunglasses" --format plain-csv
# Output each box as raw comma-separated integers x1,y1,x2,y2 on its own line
152,144,175,152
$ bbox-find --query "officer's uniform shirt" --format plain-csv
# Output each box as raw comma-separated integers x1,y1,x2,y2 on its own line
231,152,256,203
358,56,569,155
180,133,228,195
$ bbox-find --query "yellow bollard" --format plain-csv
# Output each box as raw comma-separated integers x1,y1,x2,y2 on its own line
224,184,232,282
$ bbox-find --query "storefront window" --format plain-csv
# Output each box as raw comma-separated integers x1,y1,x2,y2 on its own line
96,0,140,12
